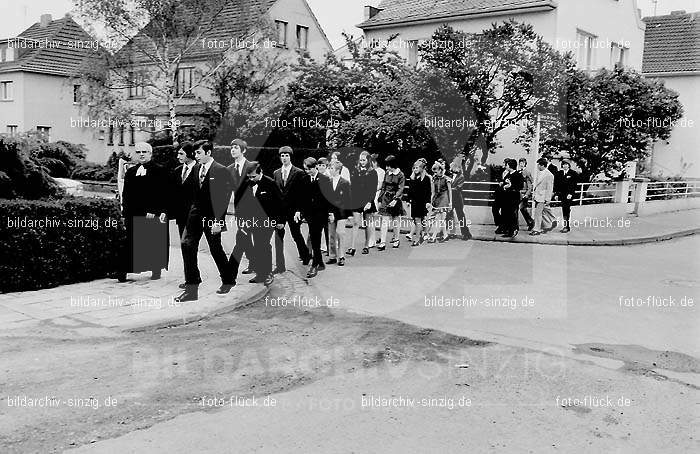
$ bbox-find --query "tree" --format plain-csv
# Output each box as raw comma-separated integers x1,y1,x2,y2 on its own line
531,66,684,179
73,0,268,144
417,22,570,173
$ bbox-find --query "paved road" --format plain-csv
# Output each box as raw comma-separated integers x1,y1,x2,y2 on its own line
309,235,700,370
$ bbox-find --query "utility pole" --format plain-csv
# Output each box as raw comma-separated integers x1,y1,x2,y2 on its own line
653,0,659,16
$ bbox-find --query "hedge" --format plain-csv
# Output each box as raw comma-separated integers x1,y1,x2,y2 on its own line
0,197,126,293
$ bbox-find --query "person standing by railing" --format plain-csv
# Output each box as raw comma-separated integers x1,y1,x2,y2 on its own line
530,158,556,236
518,158,535,231
554,161,578,233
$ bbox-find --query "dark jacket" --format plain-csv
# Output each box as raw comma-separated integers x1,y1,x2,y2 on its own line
170,162,199,226
503,170,524,199
556,169,579,198
350,167,378,210
322,176,352,219
122,162,168,217
227,159,254,206
236,175,283,230
192,160,234,226
273,165,305,215
300,173,332,221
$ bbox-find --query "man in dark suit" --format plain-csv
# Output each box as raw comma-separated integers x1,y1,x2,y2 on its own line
170,142,199,238
501,159,524,238
229,162,283,286
176,140,235,302
493,159,509,234
272,146,311,273
227,138,254,274
297,157,332,278
323,160,352,266
555,160,579,233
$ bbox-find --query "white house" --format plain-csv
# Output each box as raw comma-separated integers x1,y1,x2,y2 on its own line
642,10,700,179
355,0,647,165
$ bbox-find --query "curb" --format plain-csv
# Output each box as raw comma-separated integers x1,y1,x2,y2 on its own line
470,227,700,246
123,284,269,332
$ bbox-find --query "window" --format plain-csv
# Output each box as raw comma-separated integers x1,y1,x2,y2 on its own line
407,40,419,66
107,125,114,145
0,81,13,100
118,126,125,146
576,30,597,70
610,42,628,68
0,46,14,62
128,72,144,98
296,25,309,50
6,125,17,136
175,67,194,96
37,126,51,141
129,126,135,146
275,20,288,47
73,84,80,103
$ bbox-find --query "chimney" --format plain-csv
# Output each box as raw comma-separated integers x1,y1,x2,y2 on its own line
40,14,52,28
670,10,686,16
364,6,382,21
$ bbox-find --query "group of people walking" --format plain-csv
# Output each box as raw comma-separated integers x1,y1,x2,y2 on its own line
491,157,579,237
117,139,578,302
116,140,477,301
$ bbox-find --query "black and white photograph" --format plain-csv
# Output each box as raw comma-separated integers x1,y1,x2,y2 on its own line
0,0,698,452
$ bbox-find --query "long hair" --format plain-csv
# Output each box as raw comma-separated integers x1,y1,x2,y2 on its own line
356,150,371,173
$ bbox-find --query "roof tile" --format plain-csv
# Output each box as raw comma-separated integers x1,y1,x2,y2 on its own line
642,11,700,74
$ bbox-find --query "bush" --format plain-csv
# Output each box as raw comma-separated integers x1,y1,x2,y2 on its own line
0,136,63,199
0,197,126,293
71,161,116,182
31,141,87,178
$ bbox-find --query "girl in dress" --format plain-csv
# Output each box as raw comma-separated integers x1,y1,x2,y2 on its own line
377,155,405,250
348,151,378,256
406,159,432,246
427,160,452,243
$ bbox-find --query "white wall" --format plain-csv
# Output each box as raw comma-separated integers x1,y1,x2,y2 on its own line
647,75,700,178
268,0,333,62
0,71,25,134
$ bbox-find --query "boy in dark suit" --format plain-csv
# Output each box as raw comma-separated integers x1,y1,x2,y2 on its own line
227,138,254,274
296,157,332,278
555,160,579,233
230,162,283,286
170,142,199,238
273,146,311,273
176,140,235,302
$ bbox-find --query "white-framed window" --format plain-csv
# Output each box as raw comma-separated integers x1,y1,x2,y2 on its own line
128,72,144,98
576,30,597,70
296,25,309,50
0,46,14,62
0,81,13,100
73,84,80,103
6,125,17,136
275,20,288,47
175,67,194,96
610,42,628,68
37,126,51,141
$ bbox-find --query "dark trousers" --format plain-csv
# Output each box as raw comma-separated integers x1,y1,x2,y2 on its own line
451,190,470,236
561,196,573,227
502,193,521,234
492,191,503,227
275,213,310,269
307,218,326,267
181,216,233,285
519,198,534,226
229,228,251,280
251,228,274,277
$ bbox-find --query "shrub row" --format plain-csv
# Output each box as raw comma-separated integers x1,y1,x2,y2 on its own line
0,197,125,293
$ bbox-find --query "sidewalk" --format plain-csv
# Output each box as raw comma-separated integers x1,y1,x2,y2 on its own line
0,224,268,335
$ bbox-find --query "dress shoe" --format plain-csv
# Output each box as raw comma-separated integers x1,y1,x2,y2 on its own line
249,275,264,284
307,266,318,278
150,270,162,280
174,289,198,302
529,231,542,236
377,243,386,251
338,257,345,266
216,283,235,294
116,272,128,283
302,257,311,266
272,267,286,274
264,274,274,286
361,247,369,254
462,231,472,241
495,227,505,234
346,248,356,256
545,221,558,232
527,222,535,232
242,268,254,275
560,227,571,233
326,258,337,265
317,263,326,271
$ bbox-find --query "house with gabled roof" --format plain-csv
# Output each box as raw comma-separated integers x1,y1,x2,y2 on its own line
0,14,104,161
352,0,646,165
642,10,700,178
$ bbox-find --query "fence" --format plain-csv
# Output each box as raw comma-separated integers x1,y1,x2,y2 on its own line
645,181,700,201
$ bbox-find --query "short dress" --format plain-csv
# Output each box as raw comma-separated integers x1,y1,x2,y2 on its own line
378,170,406,217
407,174,432,218
351,167,378,214
431,175,451,212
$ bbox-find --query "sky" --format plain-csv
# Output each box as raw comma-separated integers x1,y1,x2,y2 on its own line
1,0,698,49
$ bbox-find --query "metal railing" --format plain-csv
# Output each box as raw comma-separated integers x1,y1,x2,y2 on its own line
645,181,700,201
576,182,616,205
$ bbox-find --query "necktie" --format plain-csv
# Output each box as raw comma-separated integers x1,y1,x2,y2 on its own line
182,165,188,183
235,163,241,176
282,168,288,186
199,165,207,187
